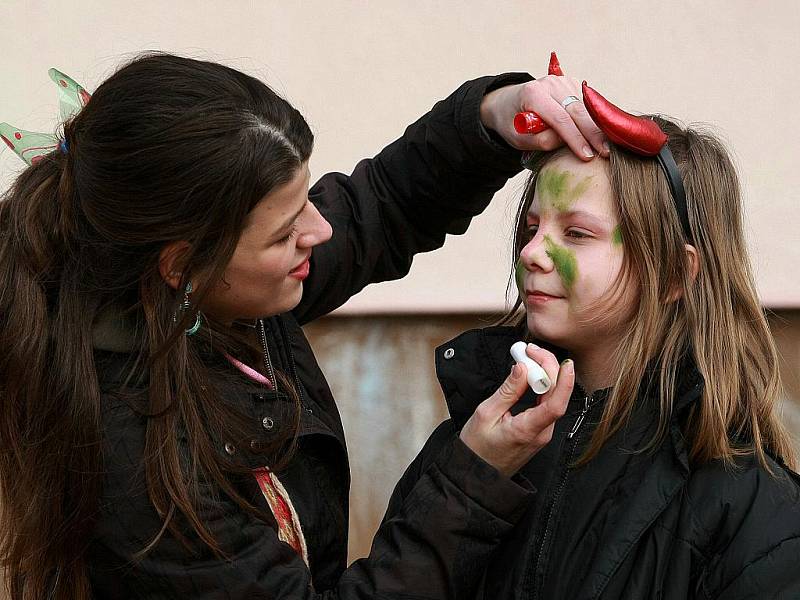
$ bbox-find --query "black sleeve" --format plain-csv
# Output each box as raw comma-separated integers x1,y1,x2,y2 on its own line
381,417,536,532
293,73,533,324
91,405,534,599
691,461,800,599
383,420,461,523
703,537,800,599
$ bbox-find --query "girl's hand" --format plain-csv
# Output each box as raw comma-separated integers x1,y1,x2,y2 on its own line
460,345,574,477
480,76,608,160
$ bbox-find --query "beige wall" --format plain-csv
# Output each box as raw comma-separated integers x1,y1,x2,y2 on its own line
2,1,800,310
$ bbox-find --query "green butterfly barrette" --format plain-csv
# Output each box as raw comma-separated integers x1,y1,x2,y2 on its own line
1,69,91,166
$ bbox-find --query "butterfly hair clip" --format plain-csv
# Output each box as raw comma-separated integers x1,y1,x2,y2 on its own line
1,69,91,166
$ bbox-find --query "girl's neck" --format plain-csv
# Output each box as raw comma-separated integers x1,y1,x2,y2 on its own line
569,344,619,396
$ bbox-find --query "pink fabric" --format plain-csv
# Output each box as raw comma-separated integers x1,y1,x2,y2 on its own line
224,353,273,388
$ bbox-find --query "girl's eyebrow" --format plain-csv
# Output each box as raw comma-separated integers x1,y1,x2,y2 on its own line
560,210,608,228
527,207,609,229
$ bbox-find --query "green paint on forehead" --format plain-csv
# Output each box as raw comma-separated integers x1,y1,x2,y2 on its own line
536,167,593,212
612,225,623,246
515,259,526,295
544,234,577,289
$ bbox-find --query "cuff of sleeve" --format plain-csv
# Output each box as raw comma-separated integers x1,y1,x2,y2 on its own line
455,72,534,173
433,435,535,525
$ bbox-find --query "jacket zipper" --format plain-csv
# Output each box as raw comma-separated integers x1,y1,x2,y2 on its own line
567,394,592,439
530,391,600,599
258,318,278,391
260,317,310,414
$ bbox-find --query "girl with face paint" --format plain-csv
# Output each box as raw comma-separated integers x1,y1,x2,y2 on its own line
515,150,634,394
387,107,800,598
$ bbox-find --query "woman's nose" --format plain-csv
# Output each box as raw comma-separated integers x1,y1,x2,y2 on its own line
296,201,333,248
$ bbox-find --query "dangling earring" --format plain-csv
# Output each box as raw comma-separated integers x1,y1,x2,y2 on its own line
175,281,202,336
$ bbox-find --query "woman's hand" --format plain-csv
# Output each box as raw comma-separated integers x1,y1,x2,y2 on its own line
460,345,574,477
480,75,608,160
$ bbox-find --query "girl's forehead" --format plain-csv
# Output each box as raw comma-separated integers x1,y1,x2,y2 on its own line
530,156,614,217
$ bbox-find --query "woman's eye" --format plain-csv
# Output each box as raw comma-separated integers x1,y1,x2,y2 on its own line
276,225,298,245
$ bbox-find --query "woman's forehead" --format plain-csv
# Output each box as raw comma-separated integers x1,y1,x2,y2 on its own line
243,165,311,232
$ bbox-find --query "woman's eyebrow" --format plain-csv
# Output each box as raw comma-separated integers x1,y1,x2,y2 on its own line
274,201,307,234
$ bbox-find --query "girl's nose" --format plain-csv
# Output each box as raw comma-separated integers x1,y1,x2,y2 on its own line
519,234,554,273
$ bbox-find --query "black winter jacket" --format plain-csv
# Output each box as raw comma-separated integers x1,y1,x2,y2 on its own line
88,74,537,598
386,326,800,599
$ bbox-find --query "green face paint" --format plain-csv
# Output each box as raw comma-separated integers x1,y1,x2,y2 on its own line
612,225,623,246
515,259,526,295
544,234,578,290
536,167,593,212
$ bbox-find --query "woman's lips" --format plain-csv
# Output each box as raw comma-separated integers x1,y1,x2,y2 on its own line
288,258,310,281
526,291,563,304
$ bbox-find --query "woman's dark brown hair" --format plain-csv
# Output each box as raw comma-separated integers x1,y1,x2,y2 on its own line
0,53,313,599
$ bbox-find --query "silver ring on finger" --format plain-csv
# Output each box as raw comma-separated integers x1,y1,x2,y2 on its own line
560,95,581,109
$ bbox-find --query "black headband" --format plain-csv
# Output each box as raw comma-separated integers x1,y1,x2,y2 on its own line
656,145,691,241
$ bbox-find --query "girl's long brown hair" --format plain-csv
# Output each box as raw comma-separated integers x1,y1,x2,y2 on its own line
0,53,312,599
504,118,797,472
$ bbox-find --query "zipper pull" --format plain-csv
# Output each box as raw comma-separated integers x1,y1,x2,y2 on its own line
567,395,591,439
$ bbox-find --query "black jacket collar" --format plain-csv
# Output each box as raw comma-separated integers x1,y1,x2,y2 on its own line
434,324,704,428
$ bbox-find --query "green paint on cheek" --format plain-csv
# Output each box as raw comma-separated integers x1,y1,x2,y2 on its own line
544,235,578,289
537,168,593,212
612,226,623,246
515,259,525,295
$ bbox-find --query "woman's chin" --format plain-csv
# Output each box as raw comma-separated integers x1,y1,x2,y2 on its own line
276,284,304,315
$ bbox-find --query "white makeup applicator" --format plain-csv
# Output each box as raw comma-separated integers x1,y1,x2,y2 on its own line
510,341,552,394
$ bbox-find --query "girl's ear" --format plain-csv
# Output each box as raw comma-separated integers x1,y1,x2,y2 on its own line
158,241,191,291
667,244,700,302
686,244,700,282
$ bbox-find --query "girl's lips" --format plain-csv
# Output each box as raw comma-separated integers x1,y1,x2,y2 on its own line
288,258,310,280
526,291,563,304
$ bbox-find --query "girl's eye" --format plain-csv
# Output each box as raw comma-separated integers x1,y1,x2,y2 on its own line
521,224,538,241
566,229,591,239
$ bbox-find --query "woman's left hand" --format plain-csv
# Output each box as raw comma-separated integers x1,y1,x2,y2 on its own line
480,75,609,160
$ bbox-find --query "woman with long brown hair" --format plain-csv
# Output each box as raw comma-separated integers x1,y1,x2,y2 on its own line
0,53,606,598
387,84,800,598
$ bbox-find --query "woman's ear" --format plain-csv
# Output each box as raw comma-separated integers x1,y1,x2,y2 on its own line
667,244,700,302
158,241,191,291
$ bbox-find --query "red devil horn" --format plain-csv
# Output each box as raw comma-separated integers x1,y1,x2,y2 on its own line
581,81,667,156
548,52,563,76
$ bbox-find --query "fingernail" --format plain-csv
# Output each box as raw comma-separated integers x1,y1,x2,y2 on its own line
511,363,522,378
582,146,594,158
527,343,540,350
561,359,573,370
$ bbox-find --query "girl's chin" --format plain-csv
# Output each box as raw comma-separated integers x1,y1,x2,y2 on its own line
526,316,565,347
